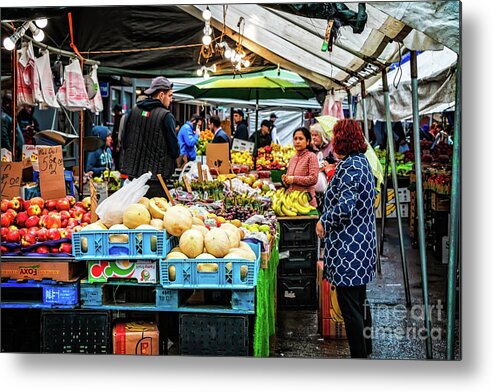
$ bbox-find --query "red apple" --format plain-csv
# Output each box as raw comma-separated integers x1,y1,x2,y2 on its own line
1,200,9,212
45,199,57,211
61,219,68,228
21,232,36,247
59,242,72,254
36,245,50,254
50,246,60,254
47,215,62,229
23,200,31,211
1,227,8,240
39,215,49,228
27,226,40,237
70,207,84,220
56,198,70,211
19,228,28,237
82,212,92,224
1,245,7,253
29,197,45,209
47,228,61,241
81,197,91,210
27,205,42,217
15,211,29,227
66,218,78,229
1,213,13,227
36,228,48,241
6,229,20,243
8,199,21,211
66,195,76,207
42,208,49,216
58,228,70,238
8,225,18,231
6,208,17,218
60,210,71,221
74,201,87,212
25,215,40,228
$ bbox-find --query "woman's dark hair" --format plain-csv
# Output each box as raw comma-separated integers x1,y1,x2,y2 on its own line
293,127,311,143
332,119,367,156
261,119,272,130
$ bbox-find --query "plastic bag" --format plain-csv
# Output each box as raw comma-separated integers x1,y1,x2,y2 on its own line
16,42,38,106
95,171,152,227
88,65,104,113
56,58,91,111
314,171,328,193
34,50,60,108
178,161,213,183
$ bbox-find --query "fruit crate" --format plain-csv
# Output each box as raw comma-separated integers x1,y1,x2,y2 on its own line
279,219,318,250
179,313,250,356
41,310,112,353
270,169,287,184
277,275,317,310
279,247,318,276
0,279,79,309
159,242,261,289
72,229,171,260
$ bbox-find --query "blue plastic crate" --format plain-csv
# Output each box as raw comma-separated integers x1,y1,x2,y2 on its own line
72,229,171,260
159,242,261,289
32,170,75,197
0,279,79,308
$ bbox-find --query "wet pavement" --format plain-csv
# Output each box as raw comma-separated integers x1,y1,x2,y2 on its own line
272,220,461,360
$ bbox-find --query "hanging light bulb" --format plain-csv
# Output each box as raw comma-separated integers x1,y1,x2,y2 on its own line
224,48,232,59
197,67,204,77
2,22,30,51
202,35,212,46
243,60,251,68
202,6,212,21
3,36,16,51
28,22,45,42
35,18,48,28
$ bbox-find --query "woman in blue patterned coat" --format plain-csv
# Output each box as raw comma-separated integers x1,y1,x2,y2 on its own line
316,119,377,358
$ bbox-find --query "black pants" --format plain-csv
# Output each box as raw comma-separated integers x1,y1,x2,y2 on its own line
336,284,372,358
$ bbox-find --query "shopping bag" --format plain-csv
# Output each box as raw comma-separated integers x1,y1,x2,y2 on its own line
16,42,37,106
56,59,91,111
95,171,152,227
314,171,328,193
88,65,104,113
34,50,60,108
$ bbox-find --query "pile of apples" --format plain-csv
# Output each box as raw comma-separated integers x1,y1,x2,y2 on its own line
1,195,92,255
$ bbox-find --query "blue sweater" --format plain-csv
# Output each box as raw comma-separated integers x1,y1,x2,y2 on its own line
177,121,199,160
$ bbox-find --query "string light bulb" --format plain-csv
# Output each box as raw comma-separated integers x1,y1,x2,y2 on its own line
29,22,44,42
202,35,212,46
2,22,30,51
34,18,48,28
202,6,212,21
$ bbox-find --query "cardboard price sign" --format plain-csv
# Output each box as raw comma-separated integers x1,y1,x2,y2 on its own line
232,138,255,154
206,143,231,175
38,146,66,199
1,161,23,198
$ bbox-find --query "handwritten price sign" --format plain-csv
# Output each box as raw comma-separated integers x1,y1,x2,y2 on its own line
38,146,66,199
1,162,23,199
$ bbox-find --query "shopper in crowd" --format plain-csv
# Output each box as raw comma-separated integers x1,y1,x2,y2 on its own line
249,119,273,148
210,115,231,145
232,109,249,141
316,118,377,359
269,113,280,144
86,125,114,177
1,94,24,158
177,114,202,162
419,124,435,141
282,127,319,207
120,76,179,197
17,105,40,146
111,104,123,171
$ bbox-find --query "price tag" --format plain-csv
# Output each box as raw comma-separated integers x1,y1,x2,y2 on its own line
232,138,255,154
38,146,66,199
182,176,192,193
1,161,23,199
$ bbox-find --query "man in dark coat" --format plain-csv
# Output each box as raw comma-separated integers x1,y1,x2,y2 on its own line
120,76,179,197
232,109,249,141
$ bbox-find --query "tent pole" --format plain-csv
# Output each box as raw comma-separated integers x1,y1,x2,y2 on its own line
447,60,461,360
78,111,84,200
347,89,353,119
411,51,433,359
12,48,17,161
253,89,259,170
382,69,411,308
361,80,370,141
380,147,390,258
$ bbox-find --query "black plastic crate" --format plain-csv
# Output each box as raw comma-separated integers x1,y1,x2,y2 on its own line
277,275,317,310
41,310,112,354
1,309,41,353
179,313,250,356
279,248,318,276
279,219,318,250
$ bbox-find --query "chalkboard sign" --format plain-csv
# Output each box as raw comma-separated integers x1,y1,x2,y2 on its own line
1,161,23,199
38,146,66,199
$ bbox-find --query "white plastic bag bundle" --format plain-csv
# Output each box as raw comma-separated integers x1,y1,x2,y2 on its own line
178,161,213,183
35,50,60,108
95,171,152,227
56,58,91,111
88,65,104,113
16,42,40,106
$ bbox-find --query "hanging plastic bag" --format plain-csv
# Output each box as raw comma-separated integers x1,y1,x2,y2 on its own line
16,42,37,106
88,65,104,113
34,49,60,108
95,171,152,227
56,58,91,111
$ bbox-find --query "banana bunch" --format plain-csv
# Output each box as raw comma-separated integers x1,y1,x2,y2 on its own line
329,286,344,322
269,188,316,217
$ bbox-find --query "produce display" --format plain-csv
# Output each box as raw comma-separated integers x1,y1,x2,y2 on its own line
374,149,414,177
1,195,92,256
268,188,317,217
92,170,122,192
255,144,296,171
196,129,214,156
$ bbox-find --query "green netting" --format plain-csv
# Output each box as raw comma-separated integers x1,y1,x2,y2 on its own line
253,227,280,357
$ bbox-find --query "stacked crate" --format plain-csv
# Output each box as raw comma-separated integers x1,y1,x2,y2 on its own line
277,217,318,310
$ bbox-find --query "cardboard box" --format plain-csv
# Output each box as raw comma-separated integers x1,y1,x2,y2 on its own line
88,261,157,283
112,321,159,355
1,261,84,282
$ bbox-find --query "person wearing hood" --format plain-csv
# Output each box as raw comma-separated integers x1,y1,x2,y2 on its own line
120,76,179,197
177,114,202,161
86,126,114,177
